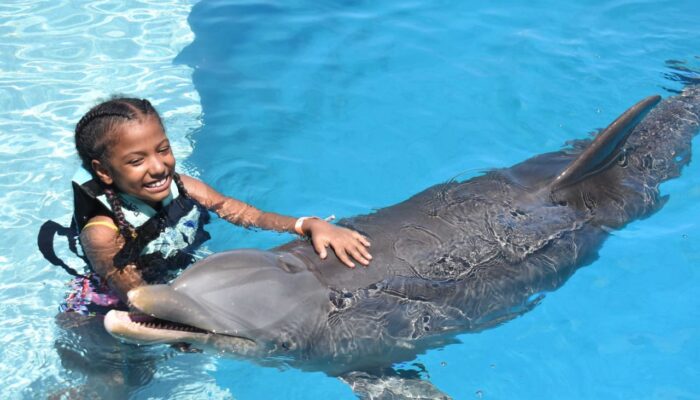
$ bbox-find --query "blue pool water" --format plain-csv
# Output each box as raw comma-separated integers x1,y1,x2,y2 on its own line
1,0,699,398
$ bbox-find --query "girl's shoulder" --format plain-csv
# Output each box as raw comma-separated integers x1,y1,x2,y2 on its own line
177,174,221,205
177,173,198,187
80,215,121,249
178,174,207,190
83,215,119,232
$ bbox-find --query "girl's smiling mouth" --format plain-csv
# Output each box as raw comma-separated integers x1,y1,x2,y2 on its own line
144,174,171,192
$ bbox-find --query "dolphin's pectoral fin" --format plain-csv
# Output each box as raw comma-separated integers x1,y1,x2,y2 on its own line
339,369,452,400
549,95,661,191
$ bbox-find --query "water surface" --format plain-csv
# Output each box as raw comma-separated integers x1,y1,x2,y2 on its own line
0,0,698,398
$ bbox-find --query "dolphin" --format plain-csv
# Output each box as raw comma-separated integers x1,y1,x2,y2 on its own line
104,86,700,399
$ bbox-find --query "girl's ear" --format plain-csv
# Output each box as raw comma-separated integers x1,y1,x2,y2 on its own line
92,159,114,185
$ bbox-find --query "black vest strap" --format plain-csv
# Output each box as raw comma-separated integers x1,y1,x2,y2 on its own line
37,219,86,277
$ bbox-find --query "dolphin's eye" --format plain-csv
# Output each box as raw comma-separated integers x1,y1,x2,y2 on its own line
617,151,628,167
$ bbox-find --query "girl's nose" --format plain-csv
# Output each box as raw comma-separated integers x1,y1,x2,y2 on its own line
148,156,167,176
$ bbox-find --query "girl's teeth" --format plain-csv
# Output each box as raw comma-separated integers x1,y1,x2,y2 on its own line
147,178,167,188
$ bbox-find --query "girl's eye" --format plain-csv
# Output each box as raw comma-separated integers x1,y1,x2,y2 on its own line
158,146,171,154
128,159,143,166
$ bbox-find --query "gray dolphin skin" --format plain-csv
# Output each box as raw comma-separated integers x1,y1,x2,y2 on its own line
105,86,700,399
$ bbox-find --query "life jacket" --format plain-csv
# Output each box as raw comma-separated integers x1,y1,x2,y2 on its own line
38,168,211,283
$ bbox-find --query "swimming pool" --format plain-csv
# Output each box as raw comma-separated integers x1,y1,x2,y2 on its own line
2,0,699,398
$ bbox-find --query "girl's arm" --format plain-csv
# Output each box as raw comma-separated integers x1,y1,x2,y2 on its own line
180,175,296,231
180,174,372,268
79,215,145,303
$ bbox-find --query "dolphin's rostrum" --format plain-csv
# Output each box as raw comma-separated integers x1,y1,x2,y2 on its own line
105,86,700,399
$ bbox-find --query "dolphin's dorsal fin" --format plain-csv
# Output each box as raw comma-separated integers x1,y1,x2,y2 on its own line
549,95,661,192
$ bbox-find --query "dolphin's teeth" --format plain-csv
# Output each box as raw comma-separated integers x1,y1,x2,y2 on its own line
127,313,209,335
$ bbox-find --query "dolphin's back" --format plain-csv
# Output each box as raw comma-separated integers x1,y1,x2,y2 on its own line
277,90,700,340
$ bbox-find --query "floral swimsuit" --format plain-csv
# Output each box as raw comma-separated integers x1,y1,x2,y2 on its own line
59,273,125,316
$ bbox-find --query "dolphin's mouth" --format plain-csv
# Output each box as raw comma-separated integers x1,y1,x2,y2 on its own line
104,310,213,345
121,311,210,333
107,285,263,352
104,309,258,353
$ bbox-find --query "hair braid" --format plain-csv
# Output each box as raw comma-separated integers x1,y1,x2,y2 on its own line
172,172,189,198
103,186,138,268
76,110,129,137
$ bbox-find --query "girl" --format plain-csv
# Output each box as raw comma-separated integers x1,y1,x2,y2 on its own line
58,96,372,313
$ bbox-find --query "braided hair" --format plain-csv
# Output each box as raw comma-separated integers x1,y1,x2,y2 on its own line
172,170,189,197
74,96,186,269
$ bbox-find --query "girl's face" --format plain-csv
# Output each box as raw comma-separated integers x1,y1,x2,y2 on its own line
92,116,176,207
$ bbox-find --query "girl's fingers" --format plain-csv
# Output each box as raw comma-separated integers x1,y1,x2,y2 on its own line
357,244,372,262
348,247,370,266
353,233,371,247
313,239,328,259
316,228,372,268
335,247,355,268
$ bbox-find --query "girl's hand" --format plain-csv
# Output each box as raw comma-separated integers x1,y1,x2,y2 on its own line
303,219,372,268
